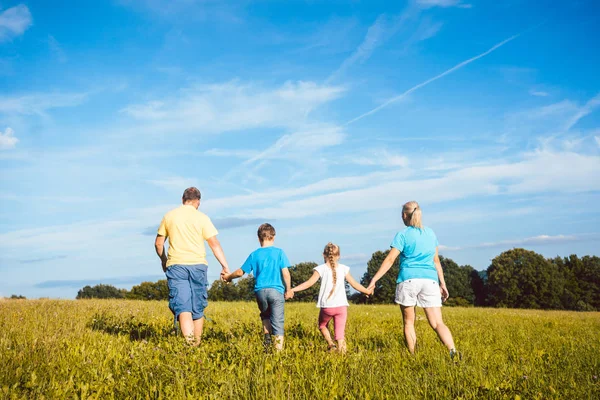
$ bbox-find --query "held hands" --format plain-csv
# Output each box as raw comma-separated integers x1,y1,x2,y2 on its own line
285,290,294,300
440,284,449,302
220,268,230,282
366,280,377,294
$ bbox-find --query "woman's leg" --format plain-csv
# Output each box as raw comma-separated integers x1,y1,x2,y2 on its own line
400,305,417,354
423,307,455,351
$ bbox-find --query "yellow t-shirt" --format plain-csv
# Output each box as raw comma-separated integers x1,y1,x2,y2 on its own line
157,205,218,267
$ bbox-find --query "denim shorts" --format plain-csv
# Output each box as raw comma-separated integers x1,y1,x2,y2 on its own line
255,288,285,336
165,264,209,321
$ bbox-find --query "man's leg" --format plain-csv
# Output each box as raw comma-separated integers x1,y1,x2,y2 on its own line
423,307,455,351
192,317,205,346
400,305,417,354
178,312,195,344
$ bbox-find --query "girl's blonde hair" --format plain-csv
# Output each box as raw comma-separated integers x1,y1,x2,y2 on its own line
323,242,340,299
403,201,423,229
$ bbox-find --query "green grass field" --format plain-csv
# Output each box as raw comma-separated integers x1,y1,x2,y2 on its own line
1,299,598,399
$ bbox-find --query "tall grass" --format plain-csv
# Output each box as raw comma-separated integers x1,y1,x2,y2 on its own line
1,300,598,399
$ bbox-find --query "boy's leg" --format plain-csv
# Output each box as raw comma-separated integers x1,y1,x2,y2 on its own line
318,309,335,349
256,290,274,349
262,319,273,335
333,307,348,354
269,290,285,351
401,305,417,354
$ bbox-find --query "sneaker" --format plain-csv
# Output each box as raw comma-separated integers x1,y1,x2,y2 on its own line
450,348,462,361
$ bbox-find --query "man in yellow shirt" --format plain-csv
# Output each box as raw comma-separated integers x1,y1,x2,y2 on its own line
154,187,230,345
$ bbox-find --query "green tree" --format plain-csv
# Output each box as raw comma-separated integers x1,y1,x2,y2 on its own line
127,280,169,301
552,255,600,311
9,295,26,299
236,275,256,301
207,280,240,301
439,256,475,306
359,250,399,304
288,262,320,302
76,284,127,299
487,248,564,309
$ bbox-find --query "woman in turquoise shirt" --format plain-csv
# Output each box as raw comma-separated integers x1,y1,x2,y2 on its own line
367,201,459,359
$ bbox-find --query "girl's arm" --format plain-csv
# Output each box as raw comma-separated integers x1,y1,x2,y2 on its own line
345,273,371,295
433,247,449,301
292,271,320,292
367,247,400,291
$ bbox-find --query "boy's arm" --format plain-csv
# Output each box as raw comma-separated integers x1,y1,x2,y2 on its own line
433,247,449,301
281,268,293,299
224,268,244,282
292,271,320,293
346,273,372,295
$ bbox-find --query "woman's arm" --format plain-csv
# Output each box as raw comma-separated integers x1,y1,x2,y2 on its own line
433,247,449,301
346,273,372,295
292,271,320,292
367,247,400,291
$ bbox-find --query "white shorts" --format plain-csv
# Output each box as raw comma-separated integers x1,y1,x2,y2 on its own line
395,279,442,308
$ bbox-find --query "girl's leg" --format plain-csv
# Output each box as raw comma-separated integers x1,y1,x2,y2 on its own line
318,309,335,349
400,305,417,354
423,307,455,351
333,307,348,354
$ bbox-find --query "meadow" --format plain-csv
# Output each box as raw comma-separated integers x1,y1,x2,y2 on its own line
1,299,599,399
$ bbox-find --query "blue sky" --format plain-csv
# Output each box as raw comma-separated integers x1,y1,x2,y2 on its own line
1,0,599,298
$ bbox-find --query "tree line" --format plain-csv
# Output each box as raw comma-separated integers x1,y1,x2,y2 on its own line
76,248,600,311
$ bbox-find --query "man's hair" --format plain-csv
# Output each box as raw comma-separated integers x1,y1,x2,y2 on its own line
182,187,201,203
257,223,276,242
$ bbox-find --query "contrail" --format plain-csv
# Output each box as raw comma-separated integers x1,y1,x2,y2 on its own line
345,33,521,125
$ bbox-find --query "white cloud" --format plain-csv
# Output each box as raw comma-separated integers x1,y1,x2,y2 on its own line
120,81,345,135
239,150,600,220
342,149,409,168
416,0,472,9
0,4,32,42
0,127,17,149
0,92,88,116
563,93,600,132
595,136,600,148
529,89,549,97
440,233,599,252
47,35,67,63
148,176,199,191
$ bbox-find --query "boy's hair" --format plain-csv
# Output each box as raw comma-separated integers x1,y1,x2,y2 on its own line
182,187,201,203
323,243,340,299
257,223,276,242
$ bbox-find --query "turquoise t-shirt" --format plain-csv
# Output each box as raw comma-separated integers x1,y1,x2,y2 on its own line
241,246,291,294
390,226,439,283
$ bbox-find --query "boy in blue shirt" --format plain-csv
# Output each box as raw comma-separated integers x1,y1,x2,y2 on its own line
224,223,293,351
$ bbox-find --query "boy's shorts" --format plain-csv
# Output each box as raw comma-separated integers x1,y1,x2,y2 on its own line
255,288,285,336
165,264,209,321
395,279,442,308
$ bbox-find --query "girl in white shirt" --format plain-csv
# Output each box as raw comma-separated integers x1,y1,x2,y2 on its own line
291,242,372,353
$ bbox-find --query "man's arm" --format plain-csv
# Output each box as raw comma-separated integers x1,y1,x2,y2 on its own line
206,236,230,279
281,268,293,299
155,235,168,272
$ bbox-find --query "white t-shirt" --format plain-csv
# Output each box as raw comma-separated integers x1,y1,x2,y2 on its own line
314,263,350,308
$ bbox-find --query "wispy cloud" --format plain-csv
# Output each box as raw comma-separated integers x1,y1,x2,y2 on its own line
0,92,88,116
120,81,345,135
340,149,409,168
595,136,600,148
529,89,549,97
0,4,32,42
35,275,166,289
416,0,472,9
142,217,267,236
147,176,199,192
47,35,67,63
563,93,600,132
346,32,521,125
20,255,68,264
439,233,600,251
0,127,17,150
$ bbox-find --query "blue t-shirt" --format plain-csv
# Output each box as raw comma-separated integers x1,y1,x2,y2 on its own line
391,226,439,283
241,246,291,294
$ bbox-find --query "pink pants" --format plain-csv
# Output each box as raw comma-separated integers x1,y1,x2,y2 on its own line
318,306,348,340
